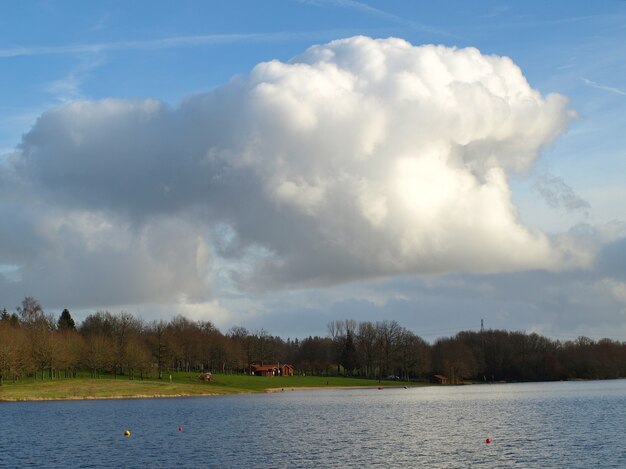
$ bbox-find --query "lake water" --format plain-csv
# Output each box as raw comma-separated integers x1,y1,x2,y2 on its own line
1,380,625,468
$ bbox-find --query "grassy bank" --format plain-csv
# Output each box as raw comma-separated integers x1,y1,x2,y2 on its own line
0,372,419,401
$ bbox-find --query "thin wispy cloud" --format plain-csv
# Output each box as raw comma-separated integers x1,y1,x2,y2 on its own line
582,78,626,96
0,30,348,59
87,14,110,33
295,0,452,37
481,4,512,19
472,13,619,33
45,56,105,103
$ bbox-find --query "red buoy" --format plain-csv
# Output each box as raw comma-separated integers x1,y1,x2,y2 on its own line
179,427,183,432
485,438,491,444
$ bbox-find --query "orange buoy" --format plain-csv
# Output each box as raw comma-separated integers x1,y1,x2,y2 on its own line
485,438,491,444
124,430,131,437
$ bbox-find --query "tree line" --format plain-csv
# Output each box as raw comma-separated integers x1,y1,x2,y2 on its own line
1,297,625,385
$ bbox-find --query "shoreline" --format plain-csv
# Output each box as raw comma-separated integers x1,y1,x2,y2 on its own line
0,384,413,403
0,392,227,403
0,374,419,402
264,385,395,393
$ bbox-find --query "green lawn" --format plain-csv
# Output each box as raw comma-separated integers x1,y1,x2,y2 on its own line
0,372,420,401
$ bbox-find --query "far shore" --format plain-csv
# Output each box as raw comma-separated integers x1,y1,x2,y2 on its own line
4,375,623,402
0,392,225,402
264,385,400,393
0,373,422,402
0,386,403,402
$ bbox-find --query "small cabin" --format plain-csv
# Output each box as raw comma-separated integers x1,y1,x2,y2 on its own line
250,364,294,377
433,374,449,385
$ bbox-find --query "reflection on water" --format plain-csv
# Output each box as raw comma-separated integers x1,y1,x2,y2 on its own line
1,380,625,468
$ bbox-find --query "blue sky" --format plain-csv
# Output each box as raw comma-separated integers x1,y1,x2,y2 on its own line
1,1,625,341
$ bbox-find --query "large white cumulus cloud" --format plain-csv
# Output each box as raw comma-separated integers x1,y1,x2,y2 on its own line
2,36,584,305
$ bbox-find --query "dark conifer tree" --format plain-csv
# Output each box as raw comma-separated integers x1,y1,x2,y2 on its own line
57,308,76,331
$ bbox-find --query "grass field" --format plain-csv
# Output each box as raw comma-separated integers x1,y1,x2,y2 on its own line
0,372,420,401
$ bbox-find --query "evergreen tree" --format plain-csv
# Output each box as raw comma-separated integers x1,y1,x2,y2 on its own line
58,309,76,331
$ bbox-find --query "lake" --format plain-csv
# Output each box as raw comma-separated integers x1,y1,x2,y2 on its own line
1,380,625,468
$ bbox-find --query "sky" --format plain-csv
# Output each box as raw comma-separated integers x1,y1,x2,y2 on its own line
1,0,625,342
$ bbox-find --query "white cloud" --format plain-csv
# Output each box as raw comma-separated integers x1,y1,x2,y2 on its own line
1,36,588,309
0,207,211,309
